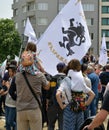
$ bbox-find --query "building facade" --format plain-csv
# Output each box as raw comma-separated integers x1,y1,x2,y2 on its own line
12,0,109,56
99,0,109,56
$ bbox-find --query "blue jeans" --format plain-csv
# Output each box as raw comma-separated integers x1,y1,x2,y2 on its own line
84,106,90,120
89,97,97,116
5,105,16,130
63,105,84,130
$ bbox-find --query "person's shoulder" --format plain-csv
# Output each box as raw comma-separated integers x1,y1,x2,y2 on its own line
34,71,45,78
54,73,66,78
100,71,107,75
3,71,9,80
105,71,109,75
103,90,109,102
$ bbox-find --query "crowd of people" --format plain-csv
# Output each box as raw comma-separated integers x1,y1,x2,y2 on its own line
0,42,109,130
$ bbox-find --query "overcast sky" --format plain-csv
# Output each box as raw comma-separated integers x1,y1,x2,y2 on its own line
0,0,13,19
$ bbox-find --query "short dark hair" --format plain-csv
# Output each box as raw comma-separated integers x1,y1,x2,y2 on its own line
105,64,109,70
68,59,81,71
10,60,17,66
26,42,37,52
56,62,66,72
81,64,88,73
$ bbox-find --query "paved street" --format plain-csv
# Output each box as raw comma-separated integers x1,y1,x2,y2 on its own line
0,116,5,130
0,116,58,130
0,106,108,130
0,116,108,130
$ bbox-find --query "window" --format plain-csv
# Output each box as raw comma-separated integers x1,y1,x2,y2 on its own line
14,0,19,3
59,4,65,11
102,18,109,25
83,4,94,11
90,33,94,40
38,32,43,38
102,30,109,37
27,1,35,11
13,9,18,16
22,19,26,27
29,16,36,25
102,6,109,13
22,5,27,13
15,22,18,29
102,0,109,1
37,18,48,25
106,42,109,49
86,18,94,26
37,3,48,10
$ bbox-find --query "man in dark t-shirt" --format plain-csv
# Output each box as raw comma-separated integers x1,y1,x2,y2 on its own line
83,91,109,130
99,64,109,102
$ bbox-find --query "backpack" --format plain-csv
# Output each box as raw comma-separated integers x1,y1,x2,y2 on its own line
21,51,34,67
50,74,66,106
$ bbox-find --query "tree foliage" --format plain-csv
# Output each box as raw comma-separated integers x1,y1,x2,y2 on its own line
0,19,22,63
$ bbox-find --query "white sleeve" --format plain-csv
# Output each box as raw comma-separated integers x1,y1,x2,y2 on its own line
82,82,91,93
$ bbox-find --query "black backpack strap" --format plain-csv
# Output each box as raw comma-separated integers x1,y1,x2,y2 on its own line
22,71,42,112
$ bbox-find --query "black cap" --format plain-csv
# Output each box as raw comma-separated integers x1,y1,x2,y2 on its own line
56,62,66,72
7,64,17,70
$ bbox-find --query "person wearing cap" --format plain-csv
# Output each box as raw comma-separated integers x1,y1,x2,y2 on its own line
2,60,17,90
99,64,109,103
0,60,17,117
4,64,17,130
46,62,66,130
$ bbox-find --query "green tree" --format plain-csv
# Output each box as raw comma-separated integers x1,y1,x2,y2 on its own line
0,18,22,63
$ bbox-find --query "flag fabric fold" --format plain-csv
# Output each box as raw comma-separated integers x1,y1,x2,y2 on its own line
99,34,108,66
24,18,37,44
37,0,91,75
15,55,19,65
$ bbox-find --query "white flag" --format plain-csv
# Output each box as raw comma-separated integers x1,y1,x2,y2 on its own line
0,59,7,78
37,0,91,75
99,34,108,66
24,18,37,44
15,55,19,65
28,36,37,44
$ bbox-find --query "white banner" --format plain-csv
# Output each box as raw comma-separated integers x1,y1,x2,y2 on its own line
37,0,91,75
99,34,108,66
15,55,19,65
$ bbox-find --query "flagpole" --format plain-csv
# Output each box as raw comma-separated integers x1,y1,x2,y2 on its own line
18,34,25,65
18,44,23,60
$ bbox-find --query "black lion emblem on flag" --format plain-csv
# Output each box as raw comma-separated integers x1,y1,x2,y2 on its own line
59,18,86,56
